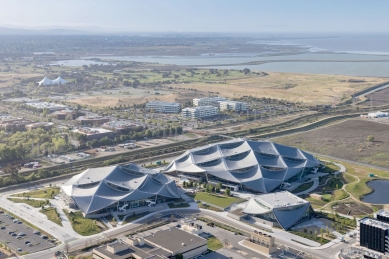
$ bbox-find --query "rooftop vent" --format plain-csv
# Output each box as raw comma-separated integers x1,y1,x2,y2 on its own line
182,243,186,246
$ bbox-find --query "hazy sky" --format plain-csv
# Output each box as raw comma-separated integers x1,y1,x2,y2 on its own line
0,0,388,33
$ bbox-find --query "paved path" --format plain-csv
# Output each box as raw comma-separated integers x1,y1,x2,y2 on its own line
294,178,319,196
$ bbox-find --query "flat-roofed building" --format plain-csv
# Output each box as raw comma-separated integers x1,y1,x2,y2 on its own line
219,100,247,112
182,106,218,119
93,227,207,259
101,121,144,133
242,230,277,255
242,191,315,229
359,217,389,254
76,115,109,126
71,127,114,140
25,122,54,131
193,97,227,108
52,109,79,120
146,101,180,113
25,102,69,112
0,116,33,131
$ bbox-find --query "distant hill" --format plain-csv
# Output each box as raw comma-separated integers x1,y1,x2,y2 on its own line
0,26,93,35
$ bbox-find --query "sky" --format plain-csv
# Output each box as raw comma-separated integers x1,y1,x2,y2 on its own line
0,0,388,34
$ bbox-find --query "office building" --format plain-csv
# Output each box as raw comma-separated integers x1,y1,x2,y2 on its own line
164,138,320,193
242,191,315,229
181,106,218,119
146,101,180,113
219,100,247,112
193,97,227,108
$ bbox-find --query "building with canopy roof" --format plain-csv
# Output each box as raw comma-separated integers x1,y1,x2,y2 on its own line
164,138,320,193
61,163,180,218
242,191,315,229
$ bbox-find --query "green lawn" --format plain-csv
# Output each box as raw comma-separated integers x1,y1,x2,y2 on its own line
332,189,350,201
64,210,101,236
292,182,314,194
14,187,60,199
207,237,224,251
7,198,46,208
40,208,62,226
305,198,328,209
193,192,244,208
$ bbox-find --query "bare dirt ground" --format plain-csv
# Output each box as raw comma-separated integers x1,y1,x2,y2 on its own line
274,118,389,168
331,202,373,216
365,87,389,106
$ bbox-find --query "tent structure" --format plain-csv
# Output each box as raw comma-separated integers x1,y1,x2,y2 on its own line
37,76,68,86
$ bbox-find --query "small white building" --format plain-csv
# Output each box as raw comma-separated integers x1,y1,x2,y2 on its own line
219,100,247,112
367,111,389,118
182,106,218,119
146,101,181,113
193,97,227,107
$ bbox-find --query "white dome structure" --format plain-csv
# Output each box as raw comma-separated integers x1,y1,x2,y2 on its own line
164,138,320,193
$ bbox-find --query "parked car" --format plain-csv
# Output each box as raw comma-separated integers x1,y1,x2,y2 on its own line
33,230,40,235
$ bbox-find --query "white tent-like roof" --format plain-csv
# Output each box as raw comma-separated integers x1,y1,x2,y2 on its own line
37,76,68,86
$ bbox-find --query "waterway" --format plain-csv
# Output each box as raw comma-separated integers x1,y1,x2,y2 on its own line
362,180,389,204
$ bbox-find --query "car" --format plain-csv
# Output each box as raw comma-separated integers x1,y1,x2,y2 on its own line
0,210,3,213
11,233,17,236
24,240,30,244
18,232,25,236
1,226,5,229
17,248,22,252
33,230,40,235
13,219,19,223
8,231,13,235
41,235,48,239
16,236,22,239
17,221,22,224
27,243,33,247
9,216,14,220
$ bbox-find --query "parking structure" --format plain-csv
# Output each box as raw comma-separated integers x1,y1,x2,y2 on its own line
0,212,55,254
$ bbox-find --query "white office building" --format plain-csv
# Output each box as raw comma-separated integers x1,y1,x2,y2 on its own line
182,106,218,119
219,100,247,112
193,97,227,107
146,101,181,113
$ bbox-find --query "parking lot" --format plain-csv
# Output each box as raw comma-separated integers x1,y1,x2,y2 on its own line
0,213,55,254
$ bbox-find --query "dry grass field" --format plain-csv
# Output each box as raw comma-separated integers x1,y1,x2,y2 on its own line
175,72,387,105
66,71,388,108
274,118,389,168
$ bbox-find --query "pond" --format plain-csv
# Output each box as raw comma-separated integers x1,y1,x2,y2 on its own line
362,180,389,204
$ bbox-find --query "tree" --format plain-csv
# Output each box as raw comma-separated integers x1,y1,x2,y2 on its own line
176,253,183,259
225,188,231,196
243,68,250,75
367,135,375,142
217,182,222,190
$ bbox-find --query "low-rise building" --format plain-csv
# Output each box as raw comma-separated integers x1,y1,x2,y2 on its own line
25,102,69,112
146,101,181,113
0,116,33,131
76,115,110,126
193,97,227,108
93,227,207,259
25,122,54,131
242,191,315,229
219,100,247,112
71,127,114,140
101,121,144,133
52,109,79,120
242,230,277,255
182,106,218,119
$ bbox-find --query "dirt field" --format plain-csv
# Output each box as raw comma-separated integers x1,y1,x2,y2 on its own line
332,202,373,216
274,118,389,168
365,87,389,106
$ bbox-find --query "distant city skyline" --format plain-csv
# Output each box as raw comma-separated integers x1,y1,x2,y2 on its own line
0,0,388,34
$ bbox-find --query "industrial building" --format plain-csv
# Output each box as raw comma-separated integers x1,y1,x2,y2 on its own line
93,227,207,259
164,138,319,193
242,191,315,229
219,100,248,112
146,101,181,113
25,122,54,131
61,164,180,218
181,106,219,119
71,127,115,140
359,209,389,254
193,97,227,108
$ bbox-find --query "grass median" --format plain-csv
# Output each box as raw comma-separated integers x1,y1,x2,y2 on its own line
14,187,60,199
192,192,244,208
64,210,101,236
40,207,62,226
